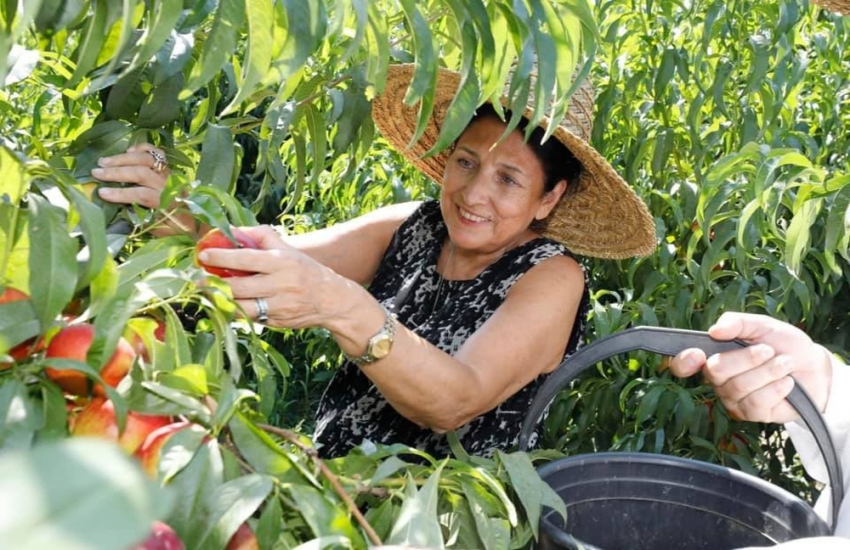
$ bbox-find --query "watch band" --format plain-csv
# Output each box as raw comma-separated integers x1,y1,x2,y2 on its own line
344,306,395,366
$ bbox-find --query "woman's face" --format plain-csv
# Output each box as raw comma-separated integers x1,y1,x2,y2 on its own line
440,115,566,256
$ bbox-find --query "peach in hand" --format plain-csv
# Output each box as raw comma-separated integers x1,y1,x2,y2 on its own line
194,228,259,278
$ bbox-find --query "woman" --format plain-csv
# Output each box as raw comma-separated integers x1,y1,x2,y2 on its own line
671,313,850,545
91,64,656,458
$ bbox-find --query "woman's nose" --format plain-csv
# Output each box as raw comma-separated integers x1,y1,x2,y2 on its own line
461,170,492,204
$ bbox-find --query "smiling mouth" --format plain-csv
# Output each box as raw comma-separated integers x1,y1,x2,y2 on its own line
458,207,487,223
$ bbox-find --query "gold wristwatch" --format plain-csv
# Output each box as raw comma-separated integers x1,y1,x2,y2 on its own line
345,307,395,366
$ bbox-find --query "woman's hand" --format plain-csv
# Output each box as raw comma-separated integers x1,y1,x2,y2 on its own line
669,312,833,423
92,143,197,235
91,142,170,209
196,225,347,330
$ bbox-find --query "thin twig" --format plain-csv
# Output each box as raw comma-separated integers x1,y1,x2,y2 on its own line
258,423,382,546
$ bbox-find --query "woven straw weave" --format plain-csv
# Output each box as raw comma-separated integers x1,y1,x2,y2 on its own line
814,0,849,14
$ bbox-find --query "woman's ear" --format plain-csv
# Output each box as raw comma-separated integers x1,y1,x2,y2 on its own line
535,179,568,220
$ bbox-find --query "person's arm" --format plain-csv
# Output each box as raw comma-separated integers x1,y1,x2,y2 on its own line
280,201,421,285
669,313,848,535
92,143,422,283
201,242,585,431
785,356,850,535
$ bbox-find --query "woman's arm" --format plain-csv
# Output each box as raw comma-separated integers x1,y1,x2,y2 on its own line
93,144,420,284
281,201,421,285
366,254,585,430
203,243,586,431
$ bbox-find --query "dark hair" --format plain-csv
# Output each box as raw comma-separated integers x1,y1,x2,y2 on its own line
469,103,583,196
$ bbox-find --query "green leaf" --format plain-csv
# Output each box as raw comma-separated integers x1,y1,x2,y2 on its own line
197,474,273,549
210,375,256,431
0,379,40,450
141,381,211,422
70,120,135,178
164,439,225,548
197,123,235,191
287,484,364,544
27,195,77,328
127,1,185,77
268,0,327,82
67,1,110,86
387,464,445,548
64,184,107,290
137,72,184,128
256,493,284,549
182,0,246,98
160,364,209,395
370,455,409,485
785,200,820,277
397,0,437,148
461,481,510,550
0,299,40,350
222,0,274,115
228,412,310,483
636,384,666,425
497,450,566,539
0,438,173,550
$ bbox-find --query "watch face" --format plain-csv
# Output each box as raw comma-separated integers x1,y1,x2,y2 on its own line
371,335,393,359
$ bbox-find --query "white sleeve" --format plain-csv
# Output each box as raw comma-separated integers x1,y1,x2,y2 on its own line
785,349,850,534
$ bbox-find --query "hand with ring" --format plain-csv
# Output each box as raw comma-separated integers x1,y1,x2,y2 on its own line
255,297,269,323
196,225,341,330
91,143,171,209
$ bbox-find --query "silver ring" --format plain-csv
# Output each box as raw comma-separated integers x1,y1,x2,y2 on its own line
148,150,168,173
255,297,269,323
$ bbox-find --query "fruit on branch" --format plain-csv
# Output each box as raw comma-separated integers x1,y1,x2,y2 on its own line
71,397,171,454
94,336,137,396
194,228,259,278
44,324,136,396
135,421,194,478
131,521,185,550
226,523,259,550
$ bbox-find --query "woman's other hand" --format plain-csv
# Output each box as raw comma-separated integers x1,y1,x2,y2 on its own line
195,225,343,330
91,143,170,209
669,312,834,423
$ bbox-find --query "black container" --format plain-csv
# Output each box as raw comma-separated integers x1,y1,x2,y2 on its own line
519,327,844,550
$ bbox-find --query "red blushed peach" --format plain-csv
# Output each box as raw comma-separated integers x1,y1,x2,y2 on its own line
44,324,136,396
135,421,194,478
226,523,259,550
194,228,259,278
131,521,185,550
71,397,172,454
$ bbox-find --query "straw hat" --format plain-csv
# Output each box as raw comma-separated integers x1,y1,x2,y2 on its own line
813,0,849,13
372,64,657,259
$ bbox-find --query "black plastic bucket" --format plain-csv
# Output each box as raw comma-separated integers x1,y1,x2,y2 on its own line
519,326,844,550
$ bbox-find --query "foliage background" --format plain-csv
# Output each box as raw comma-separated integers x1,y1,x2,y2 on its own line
0,0,848,548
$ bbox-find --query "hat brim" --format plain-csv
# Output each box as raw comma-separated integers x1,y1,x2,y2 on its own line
372,64,657,259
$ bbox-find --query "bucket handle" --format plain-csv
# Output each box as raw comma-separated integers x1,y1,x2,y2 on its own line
518,325,844,530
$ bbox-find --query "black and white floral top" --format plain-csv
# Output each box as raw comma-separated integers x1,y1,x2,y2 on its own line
313,200,588,458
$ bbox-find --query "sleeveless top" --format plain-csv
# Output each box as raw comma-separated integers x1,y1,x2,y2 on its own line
313,200,588,458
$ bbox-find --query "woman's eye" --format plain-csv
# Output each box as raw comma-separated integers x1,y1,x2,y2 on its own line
457,157,474,169
500,174,518,187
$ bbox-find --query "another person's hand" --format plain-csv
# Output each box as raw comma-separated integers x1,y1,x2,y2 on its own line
91,142,170,209
196,225,341,330
670,312,834,423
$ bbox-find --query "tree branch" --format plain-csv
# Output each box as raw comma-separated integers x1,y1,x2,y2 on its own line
257,423,382,546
